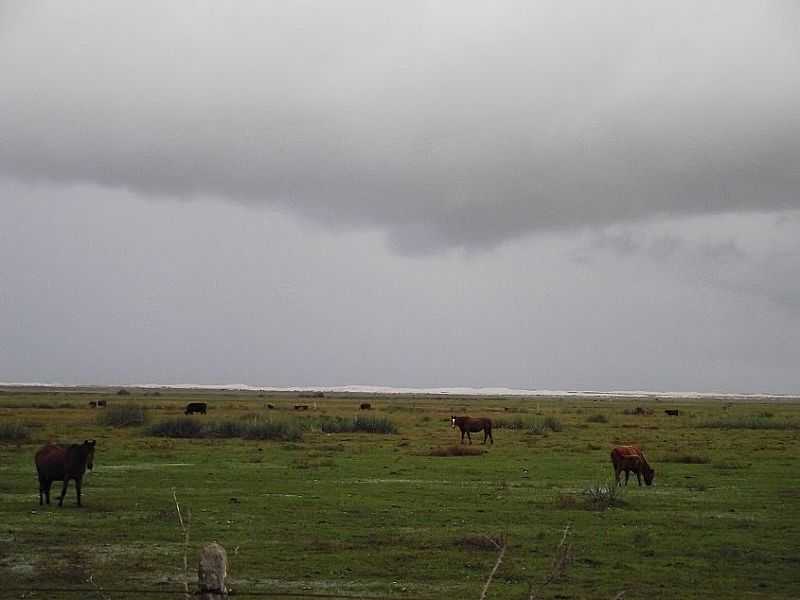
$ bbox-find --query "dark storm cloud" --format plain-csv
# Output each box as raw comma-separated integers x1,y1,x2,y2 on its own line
1,2,799,250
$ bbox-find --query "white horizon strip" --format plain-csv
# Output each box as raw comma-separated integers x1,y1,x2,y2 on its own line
1,382,797,400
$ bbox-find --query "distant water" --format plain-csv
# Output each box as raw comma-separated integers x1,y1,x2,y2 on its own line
1,381,796,400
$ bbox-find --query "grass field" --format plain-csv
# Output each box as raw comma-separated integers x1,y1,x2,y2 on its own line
1,387,799,599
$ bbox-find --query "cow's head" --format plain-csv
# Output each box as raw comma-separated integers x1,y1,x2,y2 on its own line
643,465,655,486
451,416,456,428
84,439,96,471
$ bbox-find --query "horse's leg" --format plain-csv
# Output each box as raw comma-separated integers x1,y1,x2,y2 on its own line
75,476,82,507
460,429,466,444
58,477,70,507
624,470,630,486
467,431,472,444
614,467,621,486
38,476,44,505
45,479,53,505
488,428,493,445
636,471,642,487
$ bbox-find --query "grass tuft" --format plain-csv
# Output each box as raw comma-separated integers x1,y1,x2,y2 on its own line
699,417,800,430
97,405,148,427
146,417,304,441
494,416,563,434
147,417,205,438
319,415,397,434
583,481,626,511
427,445,484,457
586,414,609,423
659,452,711,464
0,422,31,441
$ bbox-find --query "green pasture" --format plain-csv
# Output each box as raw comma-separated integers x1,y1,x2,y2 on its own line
1,388,799,599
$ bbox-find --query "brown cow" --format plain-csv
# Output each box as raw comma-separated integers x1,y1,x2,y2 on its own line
35,441,96,507
611,446,654,487
451,416,494,445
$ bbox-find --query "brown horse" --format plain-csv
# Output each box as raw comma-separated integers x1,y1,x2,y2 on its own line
35,440,96,507
611,445,654,487
451,416,493,445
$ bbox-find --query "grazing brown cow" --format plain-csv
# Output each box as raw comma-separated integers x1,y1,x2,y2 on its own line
611,446,654,487
35,440,96,507
294,404,309,411
451,416,493,445
360,403,371,410
88,401,97,408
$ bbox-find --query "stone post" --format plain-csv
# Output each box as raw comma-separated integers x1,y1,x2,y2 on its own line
197,542,228,599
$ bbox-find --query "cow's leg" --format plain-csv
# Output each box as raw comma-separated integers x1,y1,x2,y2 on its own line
636,472,642,486
467,431,472,444
75,477,82,507
58,478,70,507
460,430,466,444
45,480,52,505
624,470,630,486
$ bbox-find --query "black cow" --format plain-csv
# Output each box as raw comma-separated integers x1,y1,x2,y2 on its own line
360,403,372,410
664,409,680,416
185,402,207,415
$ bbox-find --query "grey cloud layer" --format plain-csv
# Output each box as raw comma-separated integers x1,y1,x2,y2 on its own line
2,2,799,249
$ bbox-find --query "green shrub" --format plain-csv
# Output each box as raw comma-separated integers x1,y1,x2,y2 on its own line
659,452,710,464
97,405,147,427
586,414,609,423
243,419,304,441
0,422,31,442
583,481,626,511
495,416,563,433
319,415,397,434
699,417,800,430
147,417,204,438
427,445,484,457
146,417,304,441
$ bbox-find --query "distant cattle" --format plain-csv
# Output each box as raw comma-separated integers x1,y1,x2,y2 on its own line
611,446,654,487
97,400,107,408
88,401,97,408
664,409,680,416
185,402,207,415
360,403,372,410
294,404,309,411
266,404,275,410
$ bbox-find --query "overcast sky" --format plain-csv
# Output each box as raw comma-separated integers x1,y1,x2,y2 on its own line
1,2,799,393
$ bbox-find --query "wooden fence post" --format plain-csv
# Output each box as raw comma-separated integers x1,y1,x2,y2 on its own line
197,542,228,599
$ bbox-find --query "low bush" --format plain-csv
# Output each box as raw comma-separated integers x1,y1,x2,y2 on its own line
319,415,397,434
583,481,626,511
147,417,204,438
97,405,147,427
698,417,800,430
427,445,484,457
494,416,563,434
586,414,609,423
623,406,654,416
146,417,304,441
0,422,31,442
243,419,304,441
659,452,710,464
